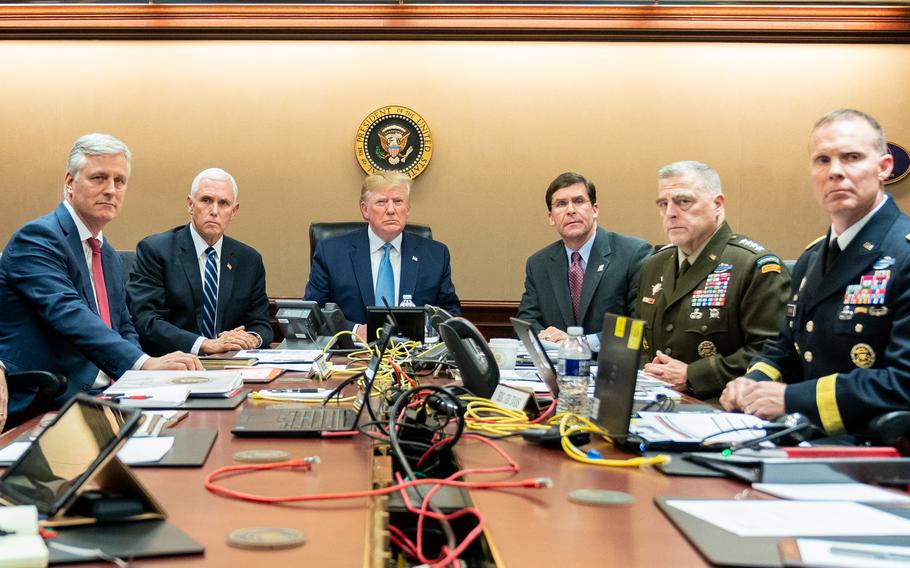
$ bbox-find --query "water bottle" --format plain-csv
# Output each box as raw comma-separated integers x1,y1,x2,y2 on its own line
556,327,592,416
400,295,416,307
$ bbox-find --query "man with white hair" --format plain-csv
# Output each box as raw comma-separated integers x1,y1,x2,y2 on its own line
128,167,272,356
0,133,201,424
636,160,790,402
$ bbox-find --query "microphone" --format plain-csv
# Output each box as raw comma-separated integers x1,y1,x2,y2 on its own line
731,413,816,452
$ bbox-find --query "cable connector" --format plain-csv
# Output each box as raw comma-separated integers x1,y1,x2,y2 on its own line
303,456,321,466
533,477,554,489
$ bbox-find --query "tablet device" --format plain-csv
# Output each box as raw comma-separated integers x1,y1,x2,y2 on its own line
367,306,425,342
0,395,141,516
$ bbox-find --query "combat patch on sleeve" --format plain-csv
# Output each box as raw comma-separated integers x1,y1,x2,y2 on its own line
756,254,782,274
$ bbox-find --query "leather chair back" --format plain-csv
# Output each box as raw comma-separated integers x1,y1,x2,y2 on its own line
308,222,432,264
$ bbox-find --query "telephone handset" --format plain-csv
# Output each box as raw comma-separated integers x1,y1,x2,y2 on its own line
438,317,499,398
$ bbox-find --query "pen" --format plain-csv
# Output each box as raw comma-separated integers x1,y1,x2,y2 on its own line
99,395,152,401
829,545,910,562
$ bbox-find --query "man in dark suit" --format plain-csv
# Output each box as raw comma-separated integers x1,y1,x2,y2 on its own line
0,133,201,420
517,172,652,351
721,109,910,434
305,171,460,339
128,168,272,356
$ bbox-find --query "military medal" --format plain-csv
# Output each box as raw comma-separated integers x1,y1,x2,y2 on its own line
873,256,895,270
850,343,875,368
709,308,720,319
870,306,889,316
838,306,854,320
651,279,663,296
844,270,890,306
691,269,730,308
689,309,704,319
697,340,717,358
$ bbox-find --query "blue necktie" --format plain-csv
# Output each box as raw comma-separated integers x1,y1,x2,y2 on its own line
202,247,218,339
374,242,395,306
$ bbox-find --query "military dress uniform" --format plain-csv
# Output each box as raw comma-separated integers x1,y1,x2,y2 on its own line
745,197,910,435
636,222,791,401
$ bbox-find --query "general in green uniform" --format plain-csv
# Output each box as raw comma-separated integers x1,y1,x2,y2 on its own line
634,161,791,402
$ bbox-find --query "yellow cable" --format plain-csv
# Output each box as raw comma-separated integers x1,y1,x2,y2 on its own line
556,413,670,467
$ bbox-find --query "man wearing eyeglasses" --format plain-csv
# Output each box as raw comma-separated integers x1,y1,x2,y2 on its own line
635,161,790,403
517,172,652,351
305,171,461,340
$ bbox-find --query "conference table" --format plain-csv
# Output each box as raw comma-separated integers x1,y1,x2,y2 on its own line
2,374,754,567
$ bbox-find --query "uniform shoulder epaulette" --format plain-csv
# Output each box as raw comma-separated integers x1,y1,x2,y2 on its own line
805,235,825,250
729,235,767,254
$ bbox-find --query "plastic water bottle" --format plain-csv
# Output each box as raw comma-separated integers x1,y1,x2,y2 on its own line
556,327,592,416
400,295,416,307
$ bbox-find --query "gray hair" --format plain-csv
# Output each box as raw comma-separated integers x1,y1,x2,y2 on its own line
658,160,722,196
361,171,412,203
64,133,131,196
812,109,887,154
190,167,238,203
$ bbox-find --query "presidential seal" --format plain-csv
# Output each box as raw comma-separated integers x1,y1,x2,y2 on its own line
355,106,433,178
850,343,875,369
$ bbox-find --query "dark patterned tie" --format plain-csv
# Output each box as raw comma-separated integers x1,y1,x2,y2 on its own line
679,259,691,277
569,251,584,324
825,239,841,274
202,247,218,339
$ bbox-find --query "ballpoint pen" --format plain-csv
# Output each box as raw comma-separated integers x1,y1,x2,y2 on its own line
98,395,153,401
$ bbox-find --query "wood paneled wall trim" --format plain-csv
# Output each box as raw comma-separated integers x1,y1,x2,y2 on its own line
0,4,908,42
268,298,519,342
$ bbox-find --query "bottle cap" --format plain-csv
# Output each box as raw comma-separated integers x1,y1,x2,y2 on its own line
567,326,583,336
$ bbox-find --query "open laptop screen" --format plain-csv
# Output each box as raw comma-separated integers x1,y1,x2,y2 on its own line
510,317,560,398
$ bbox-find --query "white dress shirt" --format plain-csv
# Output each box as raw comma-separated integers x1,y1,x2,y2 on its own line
367,226,403,307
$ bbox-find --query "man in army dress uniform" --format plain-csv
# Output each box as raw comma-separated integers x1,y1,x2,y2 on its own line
721,109,910,435
636,161,791,402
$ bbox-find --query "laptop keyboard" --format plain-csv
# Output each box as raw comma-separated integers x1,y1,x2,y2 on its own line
277,408,351,430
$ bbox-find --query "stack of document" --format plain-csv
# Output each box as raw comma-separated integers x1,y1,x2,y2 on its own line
0,506,48,568
107,370,243,399
632,411,769,444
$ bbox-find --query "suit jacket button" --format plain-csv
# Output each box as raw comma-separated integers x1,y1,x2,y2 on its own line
803,351,813,363
665,324,674,332
700,325,708,332
805,320,814,333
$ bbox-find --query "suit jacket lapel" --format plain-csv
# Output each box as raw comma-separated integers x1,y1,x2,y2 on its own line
663,223,732,308
804,199,899,312
399,234,418,303
352,229,375,309
217,239,236,331
178,227,205,329
546,245,574,327
578,229,612,323
55,204,96,312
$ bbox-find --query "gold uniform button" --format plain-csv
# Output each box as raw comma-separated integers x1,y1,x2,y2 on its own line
855,323,864,333
804,351,813,363
664,348,672,356
665,324,674,332
805,321,814,333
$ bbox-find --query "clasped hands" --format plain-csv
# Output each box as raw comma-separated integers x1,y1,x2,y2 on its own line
719,377,786,418
200,326,260,355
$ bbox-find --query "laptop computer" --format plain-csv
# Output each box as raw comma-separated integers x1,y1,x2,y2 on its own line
367,306,425,343
510,317,560,398
591,313,646,444
231,321,394,437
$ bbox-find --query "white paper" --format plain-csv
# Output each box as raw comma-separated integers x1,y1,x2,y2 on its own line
632,412,768,443
109,370,241,397
236,367,279,381
0,506,48,568
754,483,910,504
666,500,910,537
116,436,175,465
796,539,910,568
236,349,322,363
253,362,347,372
104,384,191,408
497,370,553,394
256,388,333,401
0,441,29,464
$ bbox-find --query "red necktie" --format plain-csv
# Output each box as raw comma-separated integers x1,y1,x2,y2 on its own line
569,251,584,323
86,238,112,328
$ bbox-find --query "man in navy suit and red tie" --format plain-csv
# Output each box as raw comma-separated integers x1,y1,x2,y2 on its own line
0,133,201,423
305,171,461,340
127,168,272,356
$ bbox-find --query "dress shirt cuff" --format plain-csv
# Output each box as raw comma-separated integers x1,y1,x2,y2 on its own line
132,354,151,371
248,332,263,348
191,336,206,355
585,332,601,353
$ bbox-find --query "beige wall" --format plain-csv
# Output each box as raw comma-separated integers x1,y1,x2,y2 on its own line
1,40,909,300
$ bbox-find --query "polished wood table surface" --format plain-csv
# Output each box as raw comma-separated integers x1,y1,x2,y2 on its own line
3,377,754,567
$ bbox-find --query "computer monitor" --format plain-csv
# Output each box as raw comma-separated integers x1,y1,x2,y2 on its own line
275,299,323,342
366,306,425,343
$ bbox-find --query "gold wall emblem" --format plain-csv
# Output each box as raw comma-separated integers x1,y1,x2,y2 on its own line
355,106,433,178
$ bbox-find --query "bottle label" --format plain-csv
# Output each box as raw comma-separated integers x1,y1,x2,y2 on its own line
559,358,590,377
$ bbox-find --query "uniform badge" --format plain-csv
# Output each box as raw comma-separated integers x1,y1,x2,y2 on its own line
870,306,889,316
651,279,663,296
737,237,764,253
227,263,233,271
714,263,733,273
708,254,718,261
844,270,890,306
709,308,720,319
642,296,655,305
597,264,605,272
786,303,797,317
642,338,649,352
873,256,895,270
838,306,854,320
690,309,704,320
697,341,717,358
691,271,730,307
755,254,782,274
850,343,876,368
863,242,874,251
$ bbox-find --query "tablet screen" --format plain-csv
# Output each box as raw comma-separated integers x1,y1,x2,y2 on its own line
0,395,140,516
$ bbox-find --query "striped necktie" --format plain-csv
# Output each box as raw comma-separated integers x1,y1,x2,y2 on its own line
201,247,218,339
